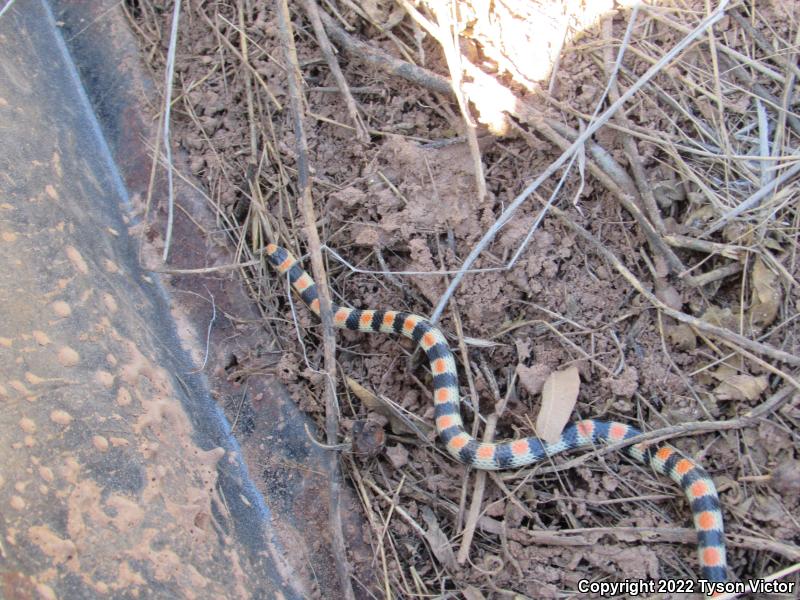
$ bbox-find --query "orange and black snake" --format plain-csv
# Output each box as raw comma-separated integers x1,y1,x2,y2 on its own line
266,243,727,583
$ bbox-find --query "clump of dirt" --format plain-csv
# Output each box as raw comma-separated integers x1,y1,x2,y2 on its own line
128,0,799,596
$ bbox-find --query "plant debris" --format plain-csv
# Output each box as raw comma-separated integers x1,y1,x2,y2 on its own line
128,0,800,596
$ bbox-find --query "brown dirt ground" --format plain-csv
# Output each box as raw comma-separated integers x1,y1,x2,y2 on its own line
126,0,799,597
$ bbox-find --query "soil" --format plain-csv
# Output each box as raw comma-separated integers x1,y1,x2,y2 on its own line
125,0,800,597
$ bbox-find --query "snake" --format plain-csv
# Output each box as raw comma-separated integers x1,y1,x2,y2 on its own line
266,243,727,583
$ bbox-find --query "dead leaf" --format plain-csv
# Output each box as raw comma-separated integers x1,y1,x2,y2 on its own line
713,373,768,401
515,339,533,362
683,202,715,229
385,444,409,469
730,495,754,520
700,305,737,330
484,499,506,517
536,367,580,444
655,281,683,310
710,363,738,381
462,586,487,600
516,363,550,396
721,222,750,244
652,178,685,209
347,376,388,412
770,459,800,494
753,494,786,524
359,0,389,24
421,506,457,571
351,418,386,458
346,376,433,437
694,97,715,122
666,324,696,351
653,255,670,279
749,257,781,327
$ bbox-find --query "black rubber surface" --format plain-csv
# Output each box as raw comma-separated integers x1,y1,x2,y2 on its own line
0,1,311,597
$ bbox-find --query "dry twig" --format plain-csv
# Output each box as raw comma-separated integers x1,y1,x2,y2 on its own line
302,0,369,143
275,1,354,597
317,8,451,94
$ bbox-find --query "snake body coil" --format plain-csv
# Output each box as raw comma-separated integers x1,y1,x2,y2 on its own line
266,243,727,582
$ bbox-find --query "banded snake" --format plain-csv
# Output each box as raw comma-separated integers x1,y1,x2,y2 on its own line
266,243,727,583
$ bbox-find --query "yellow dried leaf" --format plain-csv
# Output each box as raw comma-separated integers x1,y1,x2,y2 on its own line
713,374,768,401
700,306,737,330
347,376,382,408
749,258,781,327
346,376,431,436
752,258,778,302
710,363,738,382
536,366,580,444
